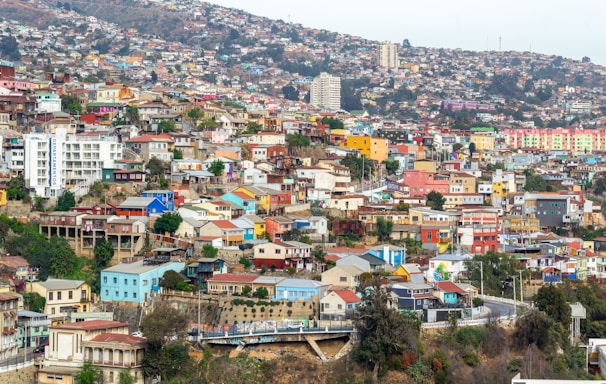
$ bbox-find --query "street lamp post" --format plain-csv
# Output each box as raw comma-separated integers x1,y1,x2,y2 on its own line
480,261,484,297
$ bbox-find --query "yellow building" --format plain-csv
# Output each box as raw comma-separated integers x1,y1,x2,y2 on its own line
469,132,495,151
342,136,389,163
0,188,6,207
413,159,437,172
243,214,267,240
29,279,92,325
449,172,477,193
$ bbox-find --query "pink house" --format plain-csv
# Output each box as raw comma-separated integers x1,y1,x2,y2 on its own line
402,170,449,197
211,129,230,144
0,78,35,93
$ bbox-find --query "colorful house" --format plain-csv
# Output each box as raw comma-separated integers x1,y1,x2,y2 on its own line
365,245,406,268
185,258,225,290
392,283,438,311
116,197,166,219
342,136,389,162
231,218,255,241
432,281,468,305
264,216,294,242
320,290,361,320
221,192,257,215
274,278,329,301
393,264,425,284
242,215,267,239
141,190,175,211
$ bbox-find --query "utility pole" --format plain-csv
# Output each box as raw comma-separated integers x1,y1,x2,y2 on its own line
519,270,524,303
512,275,517,317
197,289,201,342
480,261,484,296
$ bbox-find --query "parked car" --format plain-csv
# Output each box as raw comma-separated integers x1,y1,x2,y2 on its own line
131,331,144,338
34,342,49,353
287,321,305,329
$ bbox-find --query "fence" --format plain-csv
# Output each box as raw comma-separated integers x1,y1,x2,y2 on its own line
479,294,531,308
421,314,516,330
0,360,34,373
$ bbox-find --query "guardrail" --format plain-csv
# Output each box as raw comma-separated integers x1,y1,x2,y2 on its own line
200,326,355,340
479,294,531,308
0,360,34,373
421,314,515,329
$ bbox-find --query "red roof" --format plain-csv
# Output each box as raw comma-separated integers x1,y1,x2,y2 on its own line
0,256,29,268
434,281,467,295
51,320,129,331
89,333,146,345
334,290,361,303
231,191,255,201
212,220,238,229
207,273,257,283
125,134,173,143
329,247,368,254
324,255,340,263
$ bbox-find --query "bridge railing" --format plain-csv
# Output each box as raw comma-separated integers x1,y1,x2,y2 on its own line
479,294,531,308
199,326,355,340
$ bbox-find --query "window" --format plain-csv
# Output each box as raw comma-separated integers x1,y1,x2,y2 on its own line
124,279,128,285
113,277,117,284
105,290,109,296
68,291,73,300
133,292,137,299
275,249,281,254
57,292,62,300
133,279,137,285
49,292,53,301
152,278,157,285
124,291,128,298
103,276,107,283
339,276,347,282
259,248,265,254
115,291,119,297
338,304,343,310
143,280,148,286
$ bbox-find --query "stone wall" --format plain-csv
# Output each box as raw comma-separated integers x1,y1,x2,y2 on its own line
0,364,36,384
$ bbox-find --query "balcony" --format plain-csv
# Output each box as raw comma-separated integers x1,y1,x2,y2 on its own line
438,237,451,244
86,359,139,368
80,297,89,303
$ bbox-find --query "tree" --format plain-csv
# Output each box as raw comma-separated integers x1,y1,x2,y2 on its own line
524,174,551,192
202,244,218,259
157,119,176,133
56,191,76,211
340,154,373,181
187,107,204,129
464,251,525,297
146,157,166,179
118,369,136,384
286,133,311,153
124,106,140,127
513,310,555,350
426,191,445,211
452,143,464,152
160,270,185,290
0,35,20,61
60,94,82,115
173,149,183,160
321,116,344,129
6,175,28,201
150,70,158,82
383,159,399,175
246,121,263,133
74,361,100,384
140,303,189,344
534,284,571,329
239,256,252,268
94,238,114,268
468,142,476,156
282,84,299,100
396,202,409,212
49,236,77,278
376,217,393,242
242,284,252,297
22,292,45,313
255,287,269,299
89,181,105,197
353,277,419,379
153,212,183,234
208,159,225,177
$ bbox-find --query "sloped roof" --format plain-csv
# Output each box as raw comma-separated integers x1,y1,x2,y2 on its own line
51,320,128,331
334,290,361,303
434,281,467,295
88,333,146,345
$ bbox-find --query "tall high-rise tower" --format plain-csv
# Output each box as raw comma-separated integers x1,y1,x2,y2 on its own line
310,72,341,110
378,41,399,69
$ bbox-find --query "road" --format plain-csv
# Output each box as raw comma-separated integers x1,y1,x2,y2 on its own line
0,347,35,370
483,300,517,318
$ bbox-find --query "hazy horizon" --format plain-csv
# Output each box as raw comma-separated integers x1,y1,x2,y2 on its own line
210,0,606,66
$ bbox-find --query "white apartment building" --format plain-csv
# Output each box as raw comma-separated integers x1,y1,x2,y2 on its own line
378,41,399,69
24,128,122,198
310,72,341,110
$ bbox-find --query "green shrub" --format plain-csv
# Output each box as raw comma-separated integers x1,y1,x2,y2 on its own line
463,352,480,367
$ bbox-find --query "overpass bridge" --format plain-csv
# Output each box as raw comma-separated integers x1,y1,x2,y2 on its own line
199,326,356,362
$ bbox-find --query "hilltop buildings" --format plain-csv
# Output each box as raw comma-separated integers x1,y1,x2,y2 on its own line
310,73,341,110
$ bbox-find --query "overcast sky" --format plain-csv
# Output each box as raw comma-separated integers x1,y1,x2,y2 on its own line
210,0,606,66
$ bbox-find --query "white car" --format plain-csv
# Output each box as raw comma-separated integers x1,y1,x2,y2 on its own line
131,331,144,338
287,321,305,329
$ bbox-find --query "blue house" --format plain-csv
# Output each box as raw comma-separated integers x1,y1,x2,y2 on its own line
221,192,256,215
185,258,225,289
231,218,255,241
274,279,329,301
116,196,167,218
100,260,186,304
392,283,438,311
366,245,406,268
433,281,468,306
142,190,175,211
